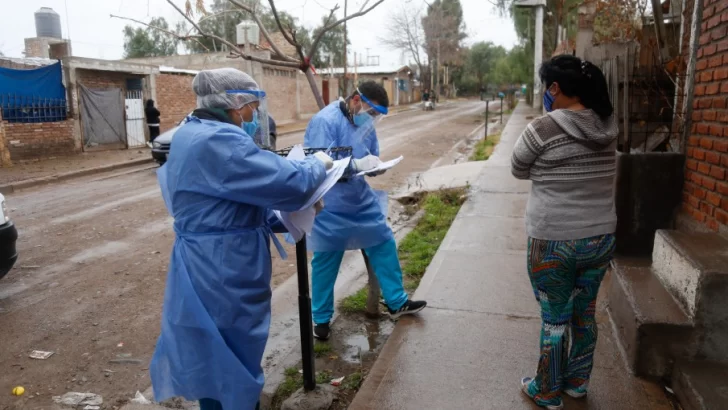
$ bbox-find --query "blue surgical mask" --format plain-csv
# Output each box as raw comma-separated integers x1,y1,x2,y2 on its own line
543,89,555,112
242,109,259,137
353,111,373,127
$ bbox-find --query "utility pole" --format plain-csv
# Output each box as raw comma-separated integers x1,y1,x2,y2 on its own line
343,0,348,95
534,5,544,110
436,38,441,97
430,59,435,92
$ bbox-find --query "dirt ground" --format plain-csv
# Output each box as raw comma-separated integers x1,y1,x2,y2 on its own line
0,149,152,186
0,101,486,409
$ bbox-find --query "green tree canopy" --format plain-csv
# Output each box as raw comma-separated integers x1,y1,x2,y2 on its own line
311,15,349,68
422,0,467,67
467,42,506,90
123,17,178,58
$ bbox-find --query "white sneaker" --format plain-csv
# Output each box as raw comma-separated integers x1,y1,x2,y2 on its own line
520,377,564,410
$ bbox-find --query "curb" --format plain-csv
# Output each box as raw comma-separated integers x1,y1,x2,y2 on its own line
0,157,155,195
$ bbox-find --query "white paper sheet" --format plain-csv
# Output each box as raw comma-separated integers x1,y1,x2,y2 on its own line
356,155,404,176
273,145,351,241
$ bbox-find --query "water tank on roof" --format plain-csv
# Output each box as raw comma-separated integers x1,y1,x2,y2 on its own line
236,21,260,46
35,7,63,39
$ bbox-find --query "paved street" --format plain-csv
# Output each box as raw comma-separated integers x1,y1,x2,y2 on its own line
0,100,488,408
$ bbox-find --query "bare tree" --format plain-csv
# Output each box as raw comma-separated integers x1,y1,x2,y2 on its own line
114,0,384,110
380,6,426,80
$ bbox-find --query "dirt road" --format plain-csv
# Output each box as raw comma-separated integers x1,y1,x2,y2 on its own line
0,100,486,409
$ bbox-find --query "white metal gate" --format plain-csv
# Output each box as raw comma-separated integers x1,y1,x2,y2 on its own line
125,90,146,148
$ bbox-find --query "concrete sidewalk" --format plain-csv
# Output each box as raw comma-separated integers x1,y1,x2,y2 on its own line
349,103,674,410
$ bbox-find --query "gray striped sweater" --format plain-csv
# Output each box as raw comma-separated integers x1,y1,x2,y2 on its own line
511,109,619,241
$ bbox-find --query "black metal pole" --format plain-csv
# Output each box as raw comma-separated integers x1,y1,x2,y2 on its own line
485,100,489,138
295,237,316,391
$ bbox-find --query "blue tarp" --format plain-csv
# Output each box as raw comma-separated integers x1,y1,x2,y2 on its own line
0,62,65,98
0,62,67,123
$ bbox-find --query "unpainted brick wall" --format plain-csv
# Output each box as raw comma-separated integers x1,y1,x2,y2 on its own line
76,69,129,90
153,69,337,130
3,119,77,162
683,0,728,230
156,73,197,132
265,69,300,123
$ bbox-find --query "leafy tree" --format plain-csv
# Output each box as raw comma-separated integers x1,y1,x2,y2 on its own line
492,46,531,86
422,0,467,66
311,15,349,68
123,17,178,58
467,42,506,91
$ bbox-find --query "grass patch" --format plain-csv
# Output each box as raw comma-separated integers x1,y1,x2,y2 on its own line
398,189,467,288
316,369,332,384
343,371,364,390
470,133,501,161
273,367,304,405
314,341,332,357
339,190,467,313
340,286,369,314
272,368,334,407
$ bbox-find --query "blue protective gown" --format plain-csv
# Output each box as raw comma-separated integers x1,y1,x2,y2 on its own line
304,102,393,252
150,116,326,410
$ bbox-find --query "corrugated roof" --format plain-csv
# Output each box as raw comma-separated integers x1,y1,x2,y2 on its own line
319,65,412,76
159,66,199,75
0,56,57,67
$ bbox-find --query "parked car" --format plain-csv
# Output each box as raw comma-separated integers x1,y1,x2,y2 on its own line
152,114,278,165
0,193,18,280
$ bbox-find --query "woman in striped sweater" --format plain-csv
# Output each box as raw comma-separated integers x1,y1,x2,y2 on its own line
511,55,619,410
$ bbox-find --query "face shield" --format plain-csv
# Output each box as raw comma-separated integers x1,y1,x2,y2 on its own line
352,88,388,143
226,89,272,149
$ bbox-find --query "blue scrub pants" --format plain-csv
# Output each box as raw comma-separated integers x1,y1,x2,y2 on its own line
311,238,409,324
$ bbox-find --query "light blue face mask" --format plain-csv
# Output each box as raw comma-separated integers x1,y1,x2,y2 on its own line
353,111,373,127
242,109,259,137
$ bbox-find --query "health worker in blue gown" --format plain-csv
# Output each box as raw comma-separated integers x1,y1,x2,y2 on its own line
149,68,334,410
303,81,428,341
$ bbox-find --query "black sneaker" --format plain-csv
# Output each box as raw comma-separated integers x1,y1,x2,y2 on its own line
313,322,330,340
388,300,427,319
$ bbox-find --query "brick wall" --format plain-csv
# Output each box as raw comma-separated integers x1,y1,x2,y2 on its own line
683,0,728,231
156,73,197,132
153,68,336,129
77,69,129,90
2,119,77,162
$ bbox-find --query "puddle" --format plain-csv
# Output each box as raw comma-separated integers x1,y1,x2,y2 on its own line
342,319,394,364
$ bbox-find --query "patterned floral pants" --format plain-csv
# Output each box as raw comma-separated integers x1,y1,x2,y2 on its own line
525,234,616,406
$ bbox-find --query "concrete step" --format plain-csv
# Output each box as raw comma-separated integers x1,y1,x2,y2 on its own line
607,257,693,379
652,230,728,318
673,361,728,410
652,230,728,364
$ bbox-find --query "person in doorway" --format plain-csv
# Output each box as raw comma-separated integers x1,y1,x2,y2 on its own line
304,81,427,341
145,99,161,147
511,55,618,410
149,68,333,410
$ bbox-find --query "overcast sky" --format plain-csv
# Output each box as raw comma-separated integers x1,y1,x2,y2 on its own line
0,0,518,67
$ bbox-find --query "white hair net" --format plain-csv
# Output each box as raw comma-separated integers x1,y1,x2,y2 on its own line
193,68,261,110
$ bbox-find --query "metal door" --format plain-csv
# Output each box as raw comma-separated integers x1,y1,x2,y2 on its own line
322,80,330,105
80,85,127,149
125,90,146,148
